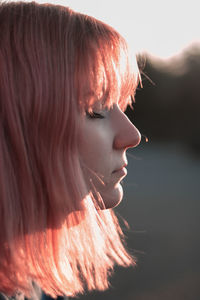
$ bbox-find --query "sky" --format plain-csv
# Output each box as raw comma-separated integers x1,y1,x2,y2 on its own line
16,0,200,59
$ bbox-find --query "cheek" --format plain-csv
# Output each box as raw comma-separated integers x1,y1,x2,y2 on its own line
77,121,124,209
78,123,112,175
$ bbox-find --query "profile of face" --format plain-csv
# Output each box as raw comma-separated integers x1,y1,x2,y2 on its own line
78,101,141,209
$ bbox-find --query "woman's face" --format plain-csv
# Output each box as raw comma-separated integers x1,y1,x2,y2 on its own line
78,102,141,209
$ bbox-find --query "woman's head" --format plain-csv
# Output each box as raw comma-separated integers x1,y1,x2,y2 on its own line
0,1,140,298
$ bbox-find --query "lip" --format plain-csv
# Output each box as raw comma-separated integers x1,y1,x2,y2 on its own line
112,164,127,174
111,167,127,182
112,164,128,178
113,167,127,176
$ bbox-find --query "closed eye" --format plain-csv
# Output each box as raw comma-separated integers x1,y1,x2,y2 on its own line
86,111,105,119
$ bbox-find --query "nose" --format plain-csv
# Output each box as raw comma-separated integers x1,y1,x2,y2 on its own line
113,110,141,150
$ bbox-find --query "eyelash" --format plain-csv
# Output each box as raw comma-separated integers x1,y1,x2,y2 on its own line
86,111,105,119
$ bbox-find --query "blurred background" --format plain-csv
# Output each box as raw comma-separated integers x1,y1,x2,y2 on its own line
25,0,200,298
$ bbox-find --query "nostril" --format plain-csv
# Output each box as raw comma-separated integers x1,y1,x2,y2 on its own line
126,127,141,149
113,126,141,150
126,131,141,149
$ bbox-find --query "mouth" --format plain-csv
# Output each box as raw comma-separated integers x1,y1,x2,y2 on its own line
112,164,128,179
112,164,127,174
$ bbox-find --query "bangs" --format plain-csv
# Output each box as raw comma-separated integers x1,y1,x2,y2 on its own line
75,16,140,113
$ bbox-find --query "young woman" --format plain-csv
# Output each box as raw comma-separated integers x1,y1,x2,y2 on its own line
0,1,141,299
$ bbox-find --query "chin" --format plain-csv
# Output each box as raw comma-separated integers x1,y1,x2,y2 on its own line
101,183,124,209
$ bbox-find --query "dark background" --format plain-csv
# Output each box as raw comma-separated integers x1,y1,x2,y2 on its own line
71,43,200,300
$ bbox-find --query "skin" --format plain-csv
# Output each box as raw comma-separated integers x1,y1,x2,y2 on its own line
78,102,141,209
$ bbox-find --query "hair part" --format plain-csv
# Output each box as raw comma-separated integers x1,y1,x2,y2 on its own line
0,1,138,298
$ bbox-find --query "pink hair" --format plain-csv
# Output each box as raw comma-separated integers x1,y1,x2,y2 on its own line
0,1,139,298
